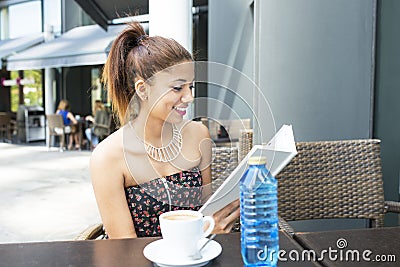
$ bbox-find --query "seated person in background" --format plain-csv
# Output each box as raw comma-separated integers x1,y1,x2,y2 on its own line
85,100,109,148
56,99,80,150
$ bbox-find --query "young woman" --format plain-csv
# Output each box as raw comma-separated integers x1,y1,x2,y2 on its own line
56,99,80,150
90,21,239,239
85,100,108,148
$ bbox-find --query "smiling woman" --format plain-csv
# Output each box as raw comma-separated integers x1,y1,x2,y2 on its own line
89,21,240,239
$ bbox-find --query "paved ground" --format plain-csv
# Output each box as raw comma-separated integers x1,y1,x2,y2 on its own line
0,142,101,243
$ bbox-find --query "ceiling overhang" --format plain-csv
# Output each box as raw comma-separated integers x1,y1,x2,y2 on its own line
74,0,149,30
74,0,208,30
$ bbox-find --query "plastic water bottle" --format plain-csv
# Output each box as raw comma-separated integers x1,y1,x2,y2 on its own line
240,156,279,266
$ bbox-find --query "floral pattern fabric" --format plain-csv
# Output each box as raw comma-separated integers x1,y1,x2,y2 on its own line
124,167,203,237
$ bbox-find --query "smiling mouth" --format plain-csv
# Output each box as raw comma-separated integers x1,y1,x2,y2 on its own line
173,106,187,116
173,106,187,111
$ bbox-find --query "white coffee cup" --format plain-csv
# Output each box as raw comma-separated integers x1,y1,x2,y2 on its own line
159,210,215,259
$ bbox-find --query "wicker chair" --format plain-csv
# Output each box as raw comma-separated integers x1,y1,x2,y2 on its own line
276,139,400,236
46,114,67,151
74,223,106,240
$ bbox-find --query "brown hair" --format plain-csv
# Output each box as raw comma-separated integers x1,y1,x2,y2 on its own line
103,21,193,125
57,99,69,111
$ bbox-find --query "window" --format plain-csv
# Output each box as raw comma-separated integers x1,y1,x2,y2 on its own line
8,1,42,38
43,0,61,35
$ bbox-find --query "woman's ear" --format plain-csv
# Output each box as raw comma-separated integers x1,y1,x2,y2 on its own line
134,79,148,101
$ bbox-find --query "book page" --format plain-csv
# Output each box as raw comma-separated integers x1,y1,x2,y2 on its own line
200,124,297,216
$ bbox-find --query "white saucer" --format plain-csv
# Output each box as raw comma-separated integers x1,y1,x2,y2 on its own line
143,238,222,267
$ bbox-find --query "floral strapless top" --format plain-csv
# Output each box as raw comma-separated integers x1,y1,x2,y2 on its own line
124,167,203,237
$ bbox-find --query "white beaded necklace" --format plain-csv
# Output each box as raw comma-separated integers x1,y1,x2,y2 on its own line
129,122,182,163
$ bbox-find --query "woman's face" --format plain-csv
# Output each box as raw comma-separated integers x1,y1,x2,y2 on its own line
145,62,194,124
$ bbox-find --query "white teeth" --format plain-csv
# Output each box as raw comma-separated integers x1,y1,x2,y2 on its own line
174,107,186,111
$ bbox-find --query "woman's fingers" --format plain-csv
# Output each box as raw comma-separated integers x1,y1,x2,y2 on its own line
225,218,239,232
212,199,240,234
225,205,240,222
214,199,240,217
222,203,240,232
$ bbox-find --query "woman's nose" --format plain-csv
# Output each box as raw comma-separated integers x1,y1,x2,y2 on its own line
181,86,194,103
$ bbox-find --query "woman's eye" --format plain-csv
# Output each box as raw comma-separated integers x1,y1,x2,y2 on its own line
172,84,195,91
172,86,183,91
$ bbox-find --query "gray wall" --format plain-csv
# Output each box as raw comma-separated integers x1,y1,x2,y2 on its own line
208,0,375,142
208,0,392,229
256,0,375,142
207,0,254,125
374,0,400,222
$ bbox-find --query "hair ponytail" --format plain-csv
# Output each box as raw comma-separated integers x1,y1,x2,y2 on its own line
103,22,146,125
103,21,193,126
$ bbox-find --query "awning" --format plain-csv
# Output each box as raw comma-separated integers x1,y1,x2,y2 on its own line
0,33,44,60
6,24,132,70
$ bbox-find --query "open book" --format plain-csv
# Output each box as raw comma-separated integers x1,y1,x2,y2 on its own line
200,124,297,216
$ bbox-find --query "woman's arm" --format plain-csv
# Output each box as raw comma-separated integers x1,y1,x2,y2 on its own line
90,141,137,239
85,115,95,122
67,112,78,124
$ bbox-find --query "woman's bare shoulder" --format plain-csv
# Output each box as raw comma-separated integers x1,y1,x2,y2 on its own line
90,128,124,168
180,120,210,138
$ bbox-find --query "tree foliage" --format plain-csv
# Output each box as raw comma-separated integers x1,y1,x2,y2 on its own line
10,70,43,112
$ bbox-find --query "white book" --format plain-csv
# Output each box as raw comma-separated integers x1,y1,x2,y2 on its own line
200,124,298,216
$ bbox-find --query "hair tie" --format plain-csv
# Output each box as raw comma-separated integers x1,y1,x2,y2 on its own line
136,35,148,45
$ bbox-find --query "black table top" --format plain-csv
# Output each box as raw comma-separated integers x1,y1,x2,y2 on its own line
0,232,320,267
294,227,400,267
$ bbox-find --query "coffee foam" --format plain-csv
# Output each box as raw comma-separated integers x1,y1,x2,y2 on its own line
163,214,199,221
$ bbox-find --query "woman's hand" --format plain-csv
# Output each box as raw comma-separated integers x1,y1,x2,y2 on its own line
85,115,95,122
212,199,240,234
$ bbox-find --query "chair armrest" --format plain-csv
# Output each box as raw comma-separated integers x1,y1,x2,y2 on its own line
93,123,109,129
385,201,400,214
278,216,295,237
74,223,105,240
